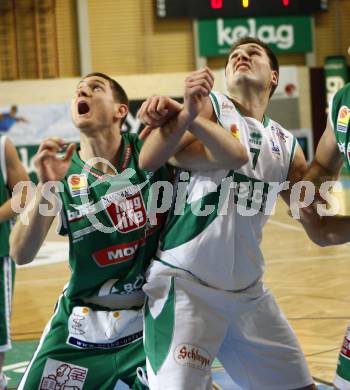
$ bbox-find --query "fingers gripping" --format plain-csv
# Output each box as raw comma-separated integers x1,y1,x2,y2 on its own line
185,67,215,98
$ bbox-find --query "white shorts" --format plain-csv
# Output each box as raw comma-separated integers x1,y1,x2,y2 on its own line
143,261,313,390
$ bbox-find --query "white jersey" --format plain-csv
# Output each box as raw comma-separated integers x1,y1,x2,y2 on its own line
156,91,297,290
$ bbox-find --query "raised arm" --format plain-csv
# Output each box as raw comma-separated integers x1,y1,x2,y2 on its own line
10,137,75,265
170,106,248,170
303,119,343,184
138,96,192,171
289,120,350,246
138,67,248,171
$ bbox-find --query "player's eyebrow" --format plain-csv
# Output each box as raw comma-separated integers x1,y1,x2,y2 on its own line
76,78,106,89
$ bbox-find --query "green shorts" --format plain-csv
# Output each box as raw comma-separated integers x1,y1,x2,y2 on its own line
334,324,350,389
0,256,15,352
18,293,147,390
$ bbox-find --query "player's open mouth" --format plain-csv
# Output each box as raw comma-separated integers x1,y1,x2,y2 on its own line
78,101,90,115
236,63,250,71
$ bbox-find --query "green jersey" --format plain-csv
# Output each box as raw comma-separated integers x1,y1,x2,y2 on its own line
330,82,350,171
329,83,350,388
0,136,10,257
59,132,169,306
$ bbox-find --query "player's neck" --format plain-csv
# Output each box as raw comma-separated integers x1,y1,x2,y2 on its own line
79,127,122,173
227,88,269,123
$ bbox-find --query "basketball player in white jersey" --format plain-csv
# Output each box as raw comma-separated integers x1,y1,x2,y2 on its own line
137,37,316,390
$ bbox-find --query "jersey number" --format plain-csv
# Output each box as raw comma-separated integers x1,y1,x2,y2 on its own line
250,147,260,170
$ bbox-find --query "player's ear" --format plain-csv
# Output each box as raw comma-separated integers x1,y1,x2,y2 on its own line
115,104,128,121
271,70,278,90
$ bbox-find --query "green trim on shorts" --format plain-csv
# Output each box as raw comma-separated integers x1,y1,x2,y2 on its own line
144,278,175,374
337,353,350,382
154,257,183,271
154,257,198,279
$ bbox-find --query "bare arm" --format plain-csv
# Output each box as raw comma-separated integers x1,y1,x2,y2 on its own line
0,138,29,223
287,120,350,246
10,138,75,265
16,116,29,123
138,68,248,172
138,97,198,171
303,119,343,184
10,183,56,265
169,105,248,170
280,143,308,206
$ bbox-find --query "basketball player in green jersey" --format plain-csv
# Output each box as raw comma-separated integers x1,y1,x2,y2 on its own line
138,37,316,390
294,46,350,390
0,135,29,390
10,73,170,390
10,72,247,390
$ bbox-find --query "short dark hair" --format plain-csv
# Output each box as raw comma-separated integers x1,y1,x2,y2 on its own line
83,72,129,125
83,72,129,107
226,37,279,97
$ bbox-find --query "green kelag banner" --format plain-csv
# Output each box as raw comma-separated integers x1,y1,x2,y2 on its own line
324,56,349,111
197,16,312,57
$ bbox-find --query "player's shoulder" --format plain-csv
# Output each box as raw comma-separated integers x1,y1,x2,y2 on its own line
329,83,350,129
209,90,241,118
121,131,143,154
332,82,350,106
267,116,291,135
267,117,295,147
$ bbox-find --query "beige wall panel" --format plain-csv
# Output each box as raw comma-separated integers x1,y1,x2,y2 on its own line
56,0,80,77
298,67,312,129
88,0,145,74
314,0,350,66
0,68,226,105
88,0,194,75
278,54,305,66
146,1,194,73
207,56,226,70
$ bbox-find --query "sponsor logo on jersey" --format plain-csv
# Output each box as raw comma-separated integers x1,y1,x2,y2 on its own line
221,101,234,113
338,141,346,154
276,128,288,143
249,131,262,146
102,186,147,233
174,344,211,371
72,225,97,242
337,106,350,133
230,124,240,140
67,201,96,222
39,358,87,390
92,238,146,267
68,174,89,197
340,325,350,359
270,139,280,156
121,144,133,172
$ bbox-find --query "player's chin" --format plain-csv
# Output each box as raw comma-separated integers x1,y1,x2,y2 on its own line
73,116,92,129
